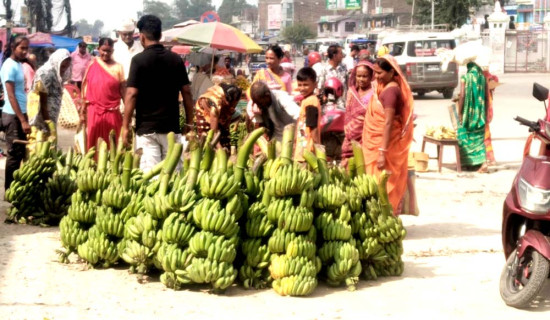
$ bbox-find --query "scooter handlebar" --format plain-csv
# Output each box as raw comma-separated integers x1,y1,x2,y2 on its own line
514,116,540,131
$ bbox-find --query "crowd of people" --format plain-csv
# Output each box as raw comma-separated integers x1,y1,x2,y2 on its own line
0,14,499,216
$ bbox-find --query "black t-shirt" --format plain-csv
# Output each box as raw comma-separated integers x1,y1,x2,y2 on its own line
127,44,190,135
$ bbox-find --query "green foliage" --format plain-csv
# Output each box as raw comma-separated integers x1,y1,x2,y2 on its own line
74,19,106,38
282,24,316,47
143,0,179,29
173,0,215,21
218,0,254,23
409,0,483,28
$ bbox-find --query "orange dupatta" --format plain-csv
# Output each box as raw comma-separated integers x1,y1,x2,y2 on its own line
362,55,414,213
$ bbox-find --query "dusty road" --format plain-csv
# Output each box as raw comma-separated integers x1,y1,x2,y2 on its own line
1,74,550,319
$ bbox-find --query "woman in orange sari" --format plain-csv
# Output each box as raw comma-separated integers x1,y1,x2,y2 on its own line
80,38,125,150
362,55,414,214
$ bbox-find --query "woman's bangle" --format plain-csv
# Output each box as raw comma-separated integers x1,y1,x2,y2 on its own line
378,147,387,153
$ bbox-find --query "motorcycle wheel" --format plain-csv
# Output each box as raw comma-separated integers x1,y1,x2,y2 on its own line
499,248,550,308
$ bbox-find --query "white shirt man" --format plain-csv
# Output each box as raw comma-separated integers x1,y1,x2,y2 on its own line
113,19,144,79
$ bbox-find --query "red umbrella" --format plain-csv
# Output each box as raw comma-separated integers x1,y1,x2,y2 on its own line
171,45,191,55
28,32,54,45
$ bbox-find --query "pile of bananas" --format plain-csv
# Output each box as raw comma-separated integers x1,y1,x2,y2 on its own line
265,162,320,297
425,125,457,140
5,140,58,224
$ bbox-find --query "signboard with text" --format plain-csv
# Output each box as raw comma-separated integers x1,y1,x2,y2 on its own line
326,0,361,10
267,4,282,30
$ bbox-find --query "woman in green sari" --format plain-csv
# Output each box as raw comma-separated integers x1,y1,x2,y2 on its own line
457,62,488,172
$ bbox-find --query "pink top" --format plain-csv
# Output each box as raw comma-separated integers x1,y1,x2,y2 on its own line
280,72,293,94
70,51,92,82
22,62,35,93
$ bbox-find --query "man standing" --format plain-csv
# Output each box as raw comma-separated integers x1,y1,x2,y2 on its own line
343,45,359,71
122,15,194,172
249,81,299,142
224,56,236,78
316,44,347,109
113,18,144,79
70,41,91,89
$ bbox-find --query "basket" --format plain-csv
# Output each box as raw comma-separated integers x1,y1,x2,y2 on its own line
412,152,429,172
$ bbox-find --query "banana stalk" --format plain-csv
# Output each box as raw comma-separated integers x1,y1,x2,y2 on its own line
46,120,57,145
347,157,356,178
141,160,164,182
186,136,202,192
159,143,183,196
351,141,365,176
64,148,74,175
200,130,215,171
280,124,295,165
315,145,329,186
234,127,265,184
133,150,142,169
109,130,116,164
97,140,109,172
122,151,133,190
112,152,123,176
159,132,176,181
215,147,228,173
377,170,393,217
267,139,276,160
302,150,318,172
255,136,268,157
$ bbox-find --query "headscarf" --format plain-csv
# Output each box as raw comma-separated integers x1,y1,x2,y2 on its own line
348,60,374,90
30,49,72,130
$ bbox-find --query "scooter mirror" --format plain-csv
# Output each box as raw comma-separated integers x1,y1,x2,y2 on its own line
533,82,549,102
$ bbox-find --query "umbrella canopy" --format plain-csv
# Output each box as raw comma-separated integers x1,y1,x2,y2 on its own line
28,32,53,45
176,22,262,53
171,45,192,55
28,33,81,52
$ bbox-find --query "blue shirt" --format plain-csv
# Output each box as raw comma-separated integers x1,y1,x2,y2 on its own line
0,58,27,114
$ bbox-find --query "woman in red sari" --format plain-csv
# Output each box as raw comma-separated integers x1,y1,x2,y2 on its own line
342,61,374,162
80,37,125,150
362,55,414,214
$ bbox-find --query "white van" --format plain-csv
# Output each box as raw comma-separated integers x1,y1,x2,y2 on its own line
316,38,343,58
381,32,458,98
343,34,367,55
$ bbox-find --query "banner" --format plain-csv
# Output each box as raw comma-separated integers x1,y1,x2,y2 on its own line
267,4,282,30
326,0,361,10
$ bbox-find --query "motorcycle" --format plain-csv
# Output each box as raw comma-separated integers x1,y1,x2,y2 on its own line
500,82,550,308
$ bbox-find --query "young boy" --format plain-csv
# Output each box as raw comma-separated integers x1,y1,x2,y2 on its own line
294,67,321,161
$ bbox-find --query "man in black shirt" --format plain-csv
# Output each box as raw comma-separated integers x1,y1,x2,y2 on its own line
122,15,193,171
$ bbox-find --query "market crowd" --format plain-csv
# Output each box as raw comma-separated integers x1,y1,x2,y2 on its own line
0,14,498,216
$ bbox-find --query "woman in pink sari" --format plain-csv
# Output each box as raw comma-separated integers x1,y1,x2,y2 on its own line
341,61,374,162
80,38,125,150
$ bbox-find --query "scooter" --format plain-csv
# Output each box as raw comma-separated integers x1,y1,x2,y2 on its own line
319,90,345,162
500,82,550,308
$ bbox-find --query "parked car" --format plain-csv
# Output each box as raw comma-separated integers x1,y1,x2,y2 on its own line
248,53,266,78
381,32,458,99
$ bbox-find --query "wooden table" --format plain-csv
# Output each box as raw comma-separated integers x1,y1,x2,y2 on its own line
421,135,462,173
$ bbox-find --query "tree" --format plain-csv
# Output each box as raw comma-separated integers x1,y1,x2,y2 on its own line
3,0,13,22
408,0,482,28
74,19,106,38
143,0,179,29
24,0,51,32
173,0,215,21
282,24,316,47
218,0,254,23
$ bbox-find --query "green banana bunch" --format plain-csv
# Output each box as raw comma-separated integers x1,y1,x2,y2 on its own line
76,169,110,193
188,231,237,263
78,232,119,267
266,198,294,224
242,239,271,268
358,237,383,260
143,194,170,220
193,206,239,237
299,189,315,209
59,215,89,252
160,212,196,246
95,206,125,238
102,182,133,210
267,228,316,254
199,171,240,200
277,207,314,233
238,265,271,289
328,166,351,186
247,202,267,219
246,214,274,238
44,173,77,197
351,212,368,235
319,219,352,241
160,271,180,290
272,275,317,296
376,215,407,243
125,212,158,242
373,258,404,277
266,164,314,197
314,184,347,210
68,201,97,224
120,193,146,222
156,243,194,273
164,188,198,214
226,192,246,221
346,185,363,213
285,238,316,260
244,170,261,196
12,156,56,184
175,258,237,291
366,198,382,221
269,255,320,280
353,174,379,199
121,239,155,273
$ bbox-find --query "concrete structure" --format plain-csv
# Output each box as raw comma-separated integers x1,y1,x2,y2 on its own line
317,15,362,38
488,1,510,74
230,7,258,38
362,0,412,29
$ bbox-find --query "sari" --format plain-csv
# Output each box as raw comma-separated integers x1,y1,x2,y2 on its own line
457,63,487,167
483,71,497,164
342,61,374,160
362,55,414,213
82,58,124,150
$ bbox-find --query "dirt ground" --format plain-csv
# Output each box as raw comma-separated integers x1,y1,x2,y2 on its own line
1,120,550,319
